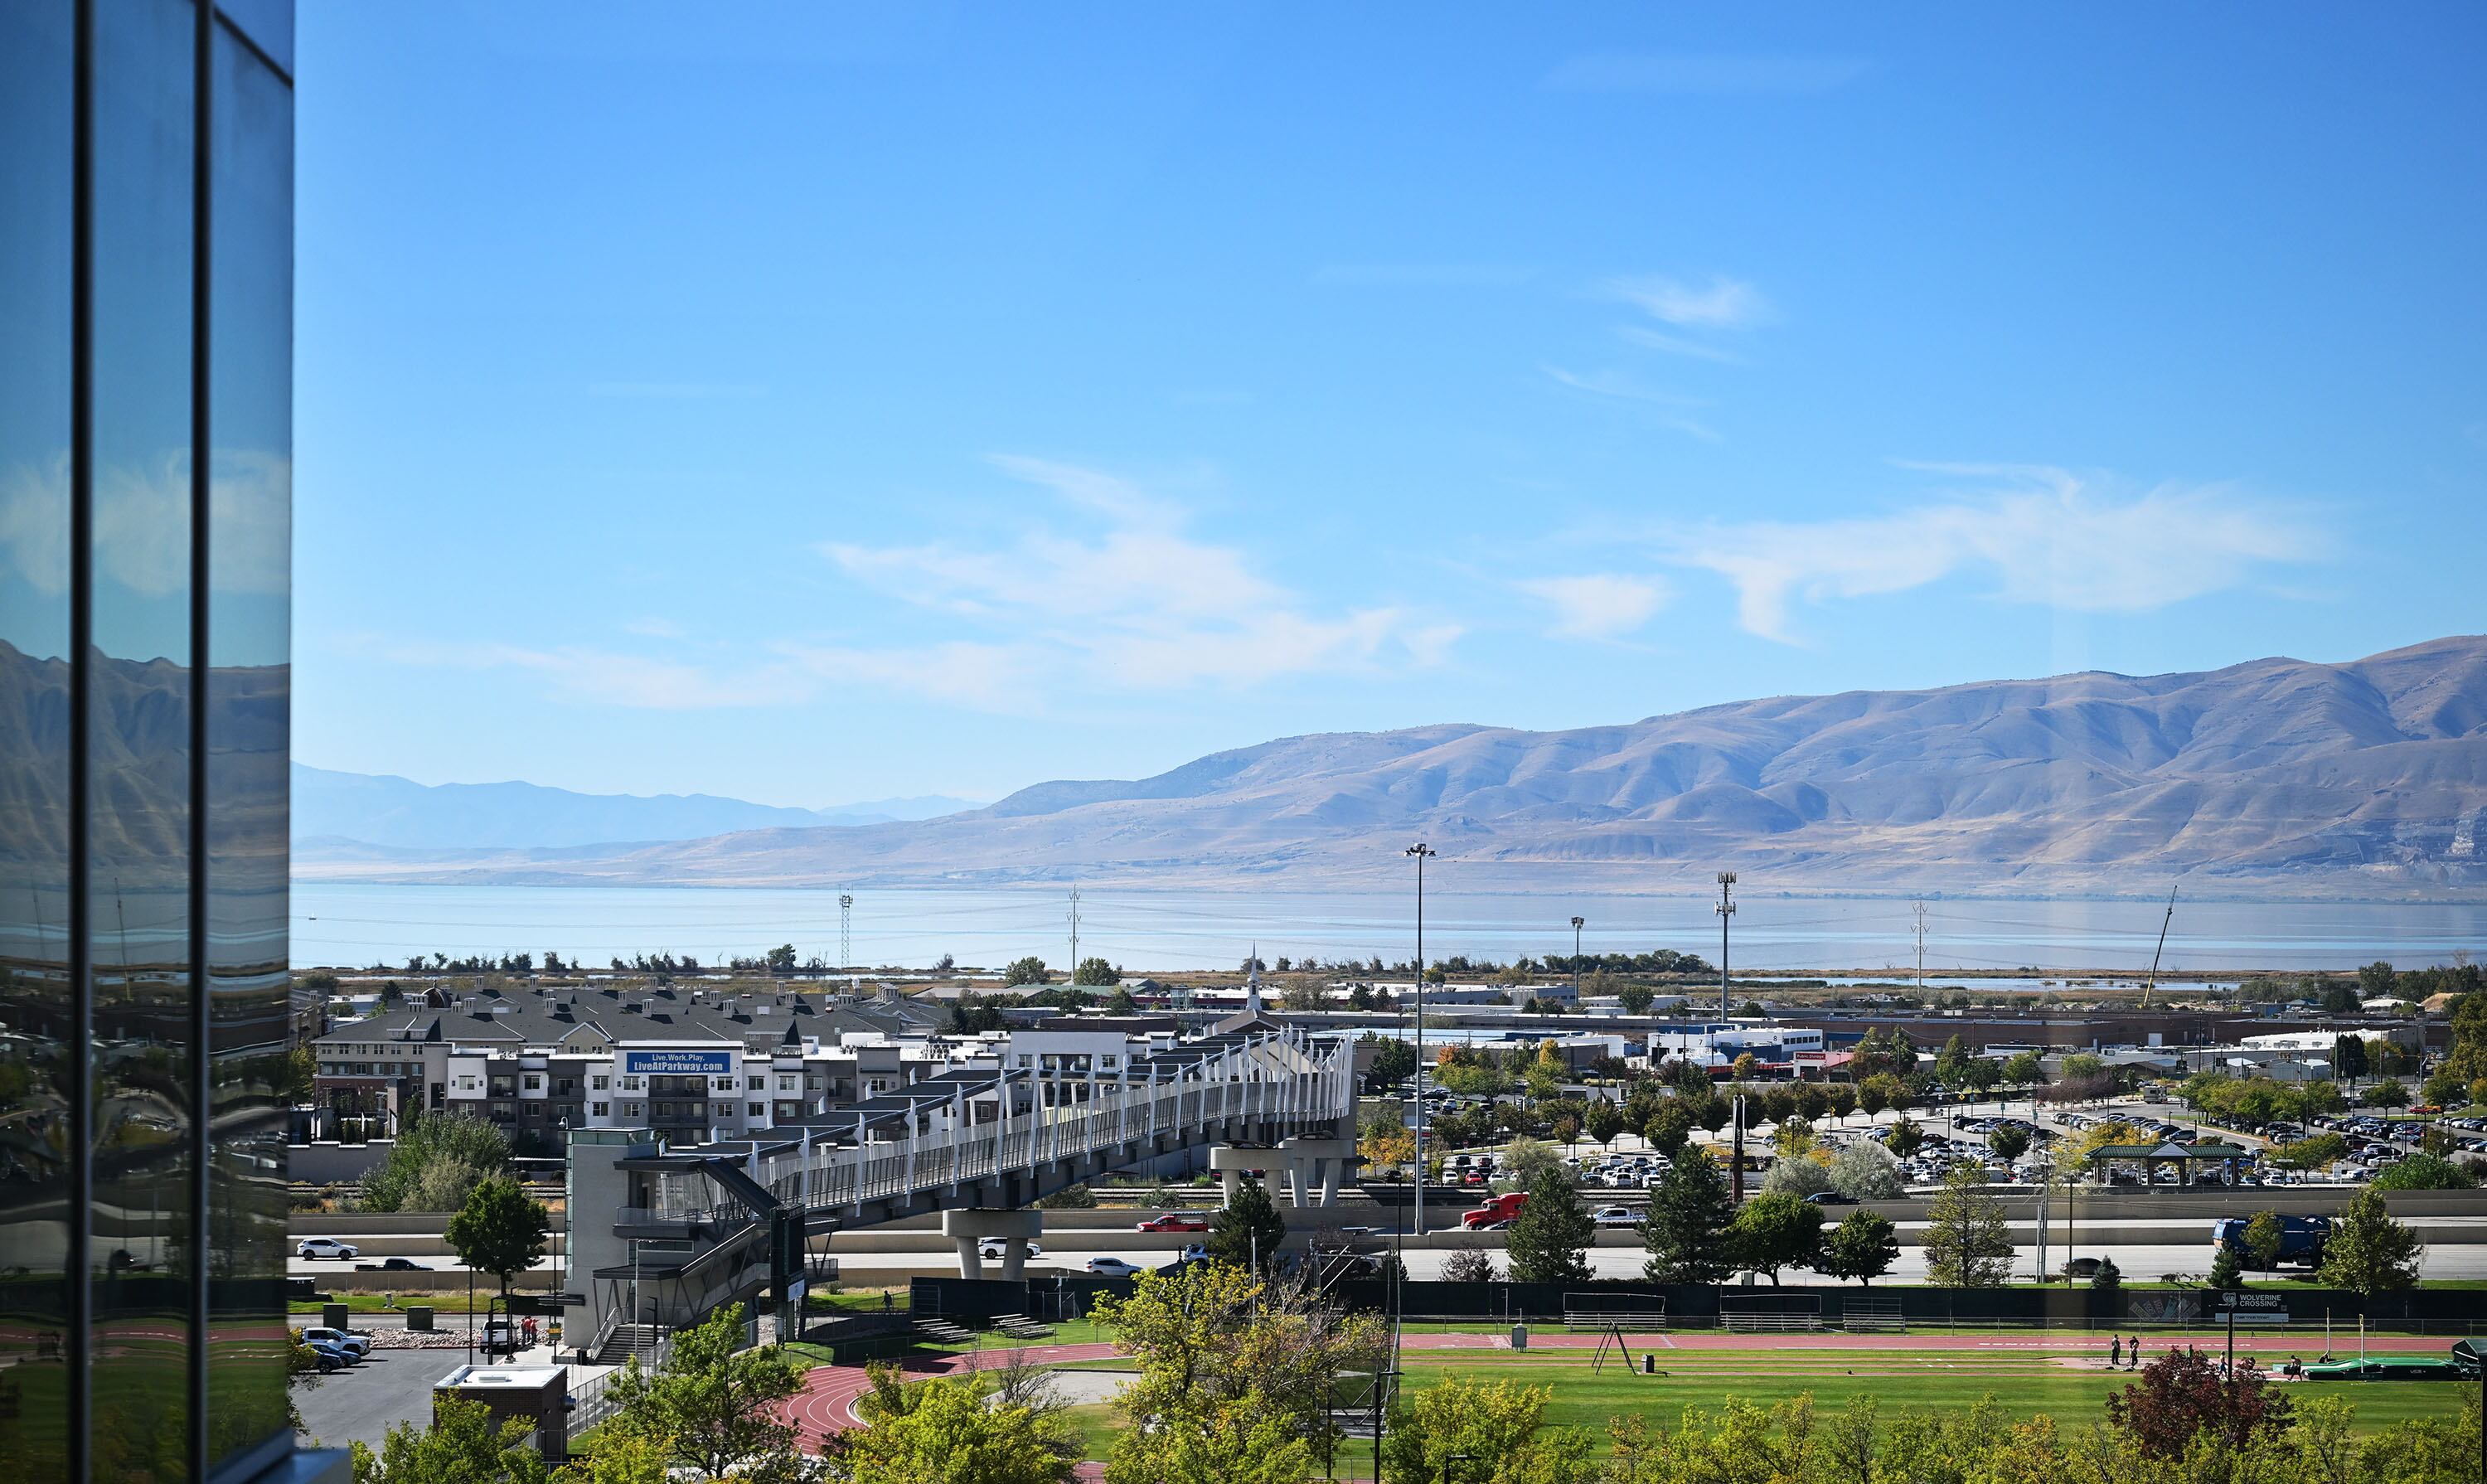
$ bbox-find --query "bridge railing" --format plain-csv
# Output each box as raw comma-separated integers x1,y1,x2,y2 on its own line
647,1029,1353,1220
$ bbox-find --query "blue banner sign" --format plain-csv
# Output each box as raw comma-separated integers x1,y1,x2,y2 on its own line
622,1049,738,1078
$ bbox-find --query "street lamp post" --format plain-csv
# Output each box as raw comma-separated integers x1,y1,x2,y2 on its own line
1407,843,1436,1237
1571,916,1584,1006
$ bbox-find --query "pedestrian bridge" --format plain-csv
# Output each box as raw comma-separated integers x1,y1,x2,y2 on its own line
568,1025,1358,1346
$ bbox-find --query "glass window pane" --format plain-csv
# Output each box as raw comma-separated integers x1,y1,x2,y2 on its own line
205,20,294,1470
88,0,196,1477
0,3,78,1481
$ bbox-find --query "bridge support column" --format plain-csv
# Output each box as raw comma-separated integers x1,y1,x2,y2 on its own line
1277,1137,1359,1209
940,1208,1043,1280
1209,1146,1267,1205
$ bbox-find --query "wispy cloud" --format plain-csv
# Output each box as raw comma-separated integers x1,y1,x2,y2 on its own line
1608,274,1773,330
817,458,1461,698
378,639,813,710
1545,54,1871,95
1616,325,1747,365
1541,366,1719,440
1662,468,2328,643
1520,574,1674,641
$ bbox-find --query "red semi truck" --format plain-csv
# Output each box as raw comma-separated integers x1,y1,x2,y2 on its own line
1462,1191,1527,1229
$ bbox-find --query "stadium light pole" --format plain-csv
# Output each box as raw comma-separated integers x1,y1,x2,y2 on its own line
1407,842,1435,1236
1571,916,1584,1005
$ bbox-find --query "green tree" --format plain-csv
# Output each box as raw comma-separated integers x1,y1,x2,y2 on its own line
1642,1150,1733,1284
1819,1210,1901,1286
2332,1034,2369,1081
1726,1192,1825,1285
1883,1116,1925,1159
444,1175,547,1297
2368,1077,2411,1108
1583,1099,1626,1151
1073,956,1121,987
1934,1034,1972,1087
1617,982,1656,1016
1379,1377,1593,1484
2001,1050,2045,1087
1091,1263,1381,1484
1368,1037,1418,1086
2243,1210,2286,1273
354,1395,545,1484
764,943,798,973
602,1302,807,1483
2208,1244,2247,1290
2318,1188,2422,1298
2373,1152,2476,1190
1641,1098,1693,1159
360,1112,513,1214
1505,1166,1596,1285
831,1365,1078,1484
1003,956,1050,987
1206,1176,1287,1273
1987,1124,2030,1162
1922,1166,2014,1287
2357,959,2399,1001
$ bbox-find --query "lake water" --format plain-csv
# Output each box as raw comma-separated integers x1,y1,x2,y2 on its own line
288,882,2487,976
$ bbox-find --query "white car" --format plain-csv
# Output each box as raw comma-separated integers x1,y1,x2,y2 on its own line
1085,1256,1142,1278
1592,1206,1640,1229
977,1239,1043,1260
296,1238,360,1260
296,1326,371,1357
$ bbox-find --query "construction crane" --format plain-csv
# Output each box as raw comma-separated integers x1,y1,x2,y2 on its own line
2138,885,2178,1008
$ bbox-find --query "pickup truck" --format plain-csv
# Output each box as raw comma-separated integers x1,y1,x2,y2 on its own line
1462,1192,1527,1229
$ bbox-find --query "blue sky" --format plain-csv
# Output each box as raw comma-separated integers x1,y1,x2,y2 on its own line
293,3,2487,807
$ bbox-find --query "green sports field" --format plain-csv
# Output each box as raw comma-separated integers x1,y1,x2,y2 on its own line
1034,1333,2478,1468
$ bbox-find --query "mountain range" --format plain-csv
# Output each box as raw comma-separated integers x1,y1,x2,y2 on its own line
292,764,977,851
284,635,2487,896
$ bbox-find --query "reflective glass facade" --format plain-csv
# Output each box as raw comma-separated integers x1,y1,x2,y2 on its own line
0,3,323,1482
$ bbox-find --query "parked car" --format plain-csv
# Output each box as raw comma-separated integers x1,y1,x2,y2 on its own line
1136,1214,1209,1233
299,1341,347,1374
977,1239,1044,1260
295,1238,359,1260
1086,1257,1142,1278
297,1326,371,1358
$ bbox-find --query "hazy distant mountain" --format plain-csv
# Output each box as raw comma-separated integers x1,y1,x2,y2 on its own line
288,636,2487,895
290,764,977,851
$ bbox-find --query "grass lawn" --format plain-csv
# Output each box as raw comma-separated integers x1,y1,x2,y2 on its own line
1393,1349,2470,1434
288,1293,489,1315
1007,1339,2474,1469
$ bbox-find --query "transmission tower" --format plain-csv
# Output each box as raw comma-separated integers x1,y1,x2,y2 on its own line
838,893,853,978
1912,900,1929,994
1714,871,1737,1017
1068,887,1081,985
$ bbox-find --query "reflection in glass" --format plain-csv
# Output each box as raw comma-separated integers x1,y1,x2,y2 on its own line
0,3,77,1482
88,2,196,1479
206,18,297,1469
